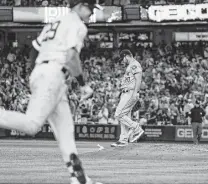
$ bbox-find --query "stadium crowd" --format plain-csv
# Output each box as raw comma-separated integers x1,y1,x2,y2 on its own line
1,0,208,6
0,43,31,113
74,40,208,126
1,37,208,126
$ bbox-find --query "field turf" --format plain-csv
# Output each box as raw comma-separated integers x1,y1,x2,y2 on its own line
0,140,208,184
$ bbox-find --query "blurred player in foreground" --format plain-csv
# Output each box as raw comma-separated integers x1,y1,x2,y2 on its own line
0,1,104,184
111,50,144,147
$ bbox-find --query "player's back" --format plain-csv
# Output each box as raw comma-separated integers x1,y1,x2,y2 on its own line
36,11,87,65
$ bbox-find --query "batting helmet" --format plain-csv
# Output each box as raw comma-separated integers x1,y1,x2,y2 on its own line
118,49,133,62
69,0,104,10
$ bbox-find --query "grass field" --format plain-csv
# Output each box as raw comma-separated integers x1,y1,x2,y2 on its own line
0,139,208,184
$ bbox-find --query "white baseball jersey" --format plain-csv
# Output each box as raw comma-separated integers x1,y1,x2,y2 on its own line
120,59,142,90
33,11,87,66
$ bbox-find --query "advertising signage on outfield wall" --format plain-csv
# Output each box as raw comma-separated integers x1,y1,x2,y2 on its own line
119,32,152,42
88,33,114,48
142,126,175,141
9,124,119,140
175,126,208,142
148,4,208,22
75,125,118,140
7,124,208,142
175,32,208,41
13,6,122,24
10,5,208,24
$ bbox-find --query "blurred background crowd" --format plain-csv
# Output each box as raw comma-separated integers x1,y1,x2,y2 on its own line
1,0,208,7
1,39,208,126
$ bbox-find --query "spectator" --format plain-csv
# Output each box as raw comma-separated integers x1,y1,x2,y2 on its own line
98,103,109,124
184,99,194,119
80,104,90,124
188,100,206,145
169,101,180,125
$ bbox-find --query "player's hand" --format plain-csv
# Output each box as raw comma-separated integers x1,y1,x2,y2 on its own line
80,85,93,102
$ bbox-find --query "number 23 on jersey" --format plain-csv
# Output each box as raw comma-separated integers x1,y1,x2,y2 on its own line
42,21,61,42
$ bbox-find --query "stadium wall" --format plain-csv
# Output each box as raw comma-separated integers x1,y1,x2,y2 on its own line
1,124,208,142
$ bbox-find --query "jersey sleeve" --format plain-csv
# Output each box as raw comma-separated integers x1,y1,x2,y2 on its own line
32,38,41,51
131,64,142,75
65,18,87,53
75,27,87,53
32,25,49,51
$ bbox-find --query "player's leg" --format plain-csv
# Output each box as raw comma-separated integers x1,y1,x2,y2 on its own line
111,91,141,147
126,102,144,143
117,92,144,143
119,102,133,144
116,92,139,127
111,123,129,147
127,110,137,142
111,93,129,147
119,123,129,143
0,63,66,135
120,94,143,128
48,94,98,184
120,109,138,144
111,124,129,147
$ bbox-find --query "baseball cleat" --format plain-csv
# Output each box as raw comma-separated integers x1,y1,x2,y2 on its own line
117,142,128,147
129,127,144,143
111,141,128,147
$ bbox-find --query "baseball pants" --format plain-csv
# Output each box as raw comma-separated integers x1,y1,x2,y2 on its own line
115,90,138,143
0,61,77,162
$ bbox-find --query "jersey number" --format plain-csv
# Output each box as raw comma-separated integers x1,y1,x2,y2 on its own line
125,77,130,82
42,21,60,42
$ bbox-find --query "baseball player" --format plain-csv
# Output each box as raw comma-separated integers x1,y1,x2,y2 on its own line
0,1,104,184
111,50,144,147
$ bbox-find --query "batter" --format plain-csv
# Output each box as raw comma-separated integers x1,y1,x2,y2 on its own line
0,1,103,184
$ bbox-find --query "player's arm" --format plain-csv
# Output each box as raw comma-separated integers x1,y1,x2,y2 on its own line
131,64,142,94
134,72,142,93
29,27,46,69
64,20,87,86
64,20,93,100
187,109,193,125
28,40,39,70
29,46,39,69
66,47,84,86
67,48,93,101
202,108,206,117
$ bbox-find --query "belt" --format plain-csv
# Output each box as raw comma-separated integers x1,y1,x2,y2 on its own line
42,60,70,79
122,89,140,94
122,89,132,93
